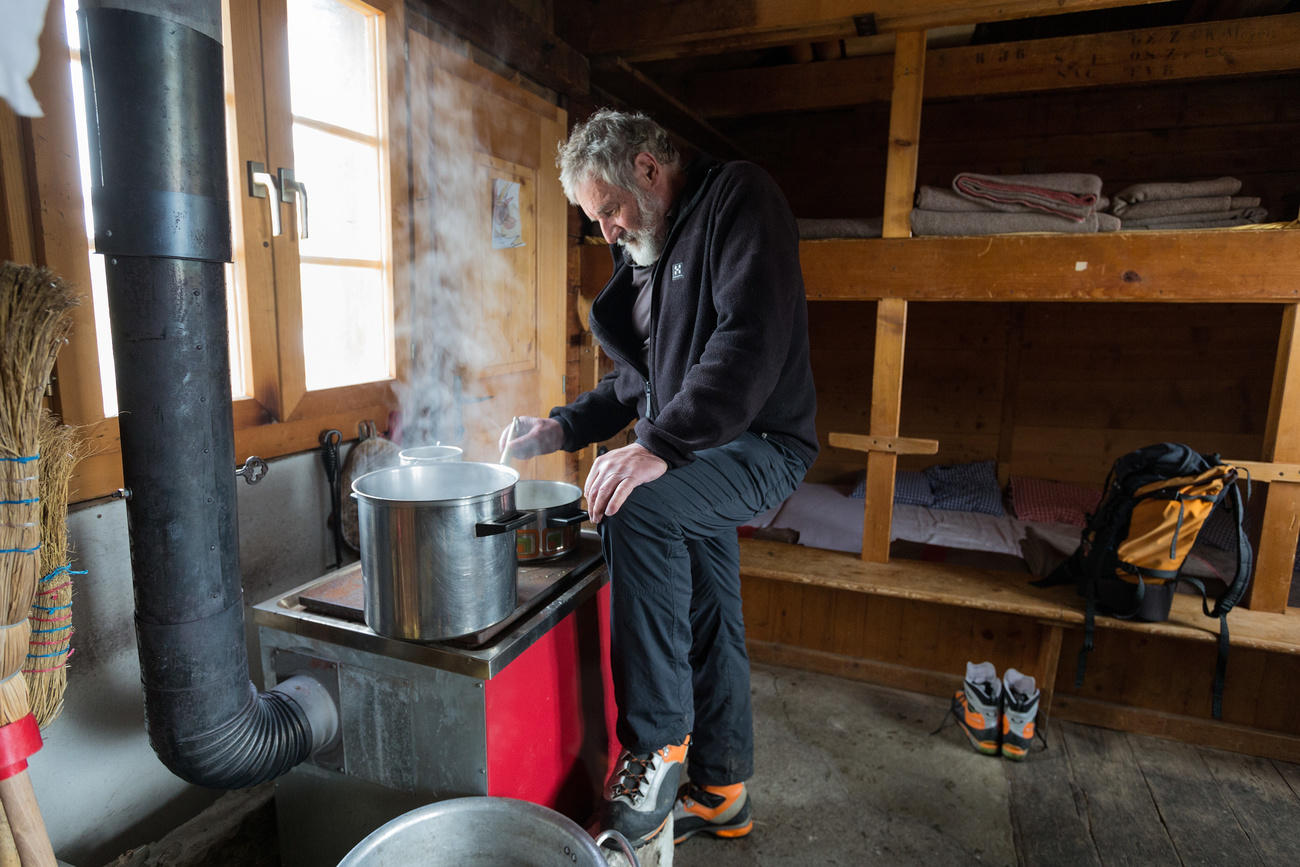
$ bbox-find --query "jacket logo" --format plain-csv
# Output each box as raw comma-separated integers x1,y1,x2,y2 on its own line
671,262,684,280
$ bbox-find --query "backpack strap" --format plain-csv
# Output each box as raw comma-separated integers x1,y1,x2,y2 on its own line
1177,575,1231,720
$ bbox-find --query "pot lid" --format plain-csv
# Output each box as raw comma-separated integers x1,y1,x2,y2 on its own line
352,462,519,504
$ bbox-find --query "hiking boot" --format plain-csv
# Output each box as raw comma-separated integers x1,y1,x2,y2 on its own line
672,781,752,843
599,736,690,847
1000,668,1040,761
951,661,1002,756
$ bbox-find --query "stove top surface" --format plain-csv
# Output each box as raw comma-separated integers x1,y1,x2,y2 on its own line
253,532,607,678
297,543,600,649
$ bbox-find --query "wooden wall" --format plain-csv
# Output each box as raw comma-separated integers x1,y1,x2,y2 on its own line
810,300,1281,486
719,73,1300,224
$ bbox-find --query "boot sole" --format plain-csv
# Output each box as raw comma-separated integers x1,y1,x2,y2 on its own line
673,819,753,844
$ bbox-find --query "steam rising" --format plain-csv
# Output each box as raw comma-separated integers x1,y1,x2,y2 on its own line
396,50,541,457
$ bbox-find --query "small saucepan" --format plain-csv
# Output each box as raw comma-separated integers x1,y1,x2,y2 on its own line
514,480,588,561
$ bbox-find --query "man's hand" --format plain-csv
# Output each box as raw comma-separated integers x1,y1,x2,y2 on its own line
499,416,564,460
584,442,667,523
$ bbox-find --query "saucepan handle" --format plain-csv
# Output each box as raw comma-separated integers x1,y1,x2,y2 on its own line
475,510,534,537
548,510,589,527
594,829,640,867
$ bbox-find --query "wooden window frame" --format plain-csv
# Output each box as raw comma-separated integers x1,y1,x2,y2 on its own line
21,0,409,501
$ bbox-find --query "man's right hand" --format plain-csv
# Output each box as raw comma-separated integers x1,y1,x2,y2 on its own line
498,416,564,460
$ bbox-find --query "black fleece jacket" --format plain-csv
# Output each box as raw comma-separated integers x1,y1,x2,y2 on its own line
550,156,818,469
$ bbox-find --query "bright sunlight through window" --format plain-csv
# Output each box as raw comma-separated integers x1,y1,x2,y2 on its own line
286,0,395,391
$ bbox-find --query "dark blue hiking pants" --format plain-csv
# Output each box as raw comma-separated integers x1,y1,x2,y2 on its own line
597,431,808,786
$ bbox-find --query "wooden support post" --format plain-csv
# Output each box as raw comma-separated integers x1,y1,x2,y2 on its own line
862,298,908,561
881,30,925,240
1034,623,1065,730
1248,303,1300,612
861,30,925,562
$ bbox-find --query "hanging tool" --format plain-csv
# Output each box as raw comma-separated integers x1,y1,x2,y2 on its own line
320,429,344,570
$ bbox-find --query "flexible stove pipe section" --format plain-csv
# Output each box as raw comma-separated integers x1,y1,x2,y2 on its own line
77,1,336,787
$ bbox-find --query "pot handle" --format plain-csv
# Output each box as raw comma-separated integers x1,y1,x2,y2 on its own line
475,510,534,537
548,509,589,528
593,829,640,867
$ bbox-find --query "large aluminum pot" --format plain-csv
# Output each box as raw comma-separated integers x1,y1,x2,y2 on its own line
337,797,637,866
352,463,531,641
514,480,587,562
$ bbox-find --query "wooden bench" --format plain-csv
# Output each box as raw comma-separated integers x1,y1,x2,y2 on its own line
738,536,1300,757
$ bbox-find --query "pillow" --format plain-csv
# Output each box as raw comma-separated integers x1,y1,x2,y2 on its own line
924,460,1005,516
1009,476,1101,527
849,469,934,506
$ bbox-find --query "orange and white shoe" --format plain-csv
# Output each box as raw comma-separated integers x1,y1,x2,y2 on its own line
1000,668,1040,761
599,736,691,847
672,781,752,843
952,661,1002,756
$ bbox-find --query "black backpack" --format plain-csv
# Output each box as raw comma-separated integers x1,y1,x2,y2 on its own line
1034,442,1252,718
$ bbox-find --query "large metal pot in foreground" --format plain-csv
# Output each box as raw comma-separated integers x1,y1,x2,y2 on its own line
352,463,531,641
337,797,638,866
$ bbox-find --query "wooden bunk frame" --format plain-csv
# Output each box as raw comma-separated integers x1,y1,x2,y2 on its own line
725,21,1300,756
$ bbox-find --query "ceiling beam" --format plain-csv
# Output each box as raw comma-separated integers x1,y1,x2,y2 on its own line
590,58,749,161
685,12,1300,116
571,0,1178,63
409,0,589,96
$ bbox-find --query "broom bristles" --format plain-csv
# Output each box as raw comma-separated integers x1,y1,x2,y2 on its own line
23,413,86,728
0,262,79,728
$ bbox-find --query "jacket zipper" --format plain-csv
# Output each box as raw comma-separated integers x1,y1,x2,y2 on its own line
592,161,722,430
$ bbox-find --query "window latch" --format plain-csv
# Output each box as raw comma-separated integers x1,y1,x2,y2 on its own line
279,167,309,240
246,161,282,236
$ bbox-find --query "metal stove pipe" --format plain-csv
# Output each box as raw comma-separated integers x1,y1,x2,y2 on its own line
77,0,336,788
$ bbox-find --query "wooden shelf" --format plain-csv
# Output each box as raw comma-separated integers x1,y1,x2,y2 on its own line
799,228,1300,303
739,537,1300,655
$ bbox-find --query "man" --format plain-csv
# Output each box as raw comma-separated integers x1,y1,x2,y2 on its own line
501,108,817,849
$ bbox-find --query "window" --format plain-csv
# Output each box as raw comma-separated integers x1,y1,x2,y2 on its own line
37,0,407,498
230,0,405,423
62,0,248,415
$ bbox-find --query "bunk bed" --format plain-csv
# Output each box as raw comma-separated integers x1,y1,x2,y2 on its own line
573,5,1300,758
727,24,1300,758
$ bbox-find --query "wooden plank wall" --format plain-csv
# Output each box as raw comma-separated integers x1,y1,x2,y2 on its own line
720,73,1300,224
809,300,1279,486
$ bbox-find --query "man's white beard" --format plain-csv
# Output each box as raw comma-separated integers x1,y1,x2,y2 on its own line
619,190,669,266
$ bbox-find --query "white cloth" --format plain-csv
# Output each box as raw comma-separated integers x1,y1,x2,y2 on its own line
0,0,51,117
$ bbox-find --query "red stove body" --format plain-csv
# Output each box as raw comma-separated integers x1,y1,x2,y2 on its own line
253,533,617,866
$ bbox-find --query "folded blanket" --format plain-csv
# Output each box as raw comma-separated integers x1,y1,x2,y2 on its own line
1112,195,1261,220
910,208,1100,236
1119,216,1266,231
953,172,1102,222
1120,206,1268,229
1097,213,1121,232
797,217,883,239
1111,177,1242,214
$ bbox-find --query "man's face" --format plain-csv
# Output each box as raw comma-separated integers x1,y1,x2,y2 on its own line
575,170,669,267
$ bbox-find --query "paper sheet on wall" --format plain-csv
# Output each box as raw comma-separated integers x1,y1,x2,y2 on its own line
491,178,525,249
0,0,50,117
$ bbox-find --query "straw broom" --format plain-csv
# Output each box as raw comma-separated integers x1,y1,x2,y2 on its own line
23,413,86,729
0,262,78,867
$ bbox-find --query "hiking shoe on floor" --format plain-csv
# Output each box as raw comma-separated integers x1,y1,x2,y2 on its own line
673,781,752,843
599,736,691,846
1001,667,1040,761
952,661,1002,756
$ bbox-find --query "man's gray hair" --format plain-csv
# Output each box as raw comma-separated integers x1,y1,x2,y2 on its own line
556,108,680,204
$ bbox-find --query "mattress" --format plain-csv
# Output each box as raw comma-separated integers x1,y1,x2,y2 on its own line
747,481,1242,584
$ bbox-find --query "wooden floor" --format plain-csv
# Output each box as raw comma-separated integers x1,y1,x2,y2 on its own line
1012,720,1300,866
673,663,1300,867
